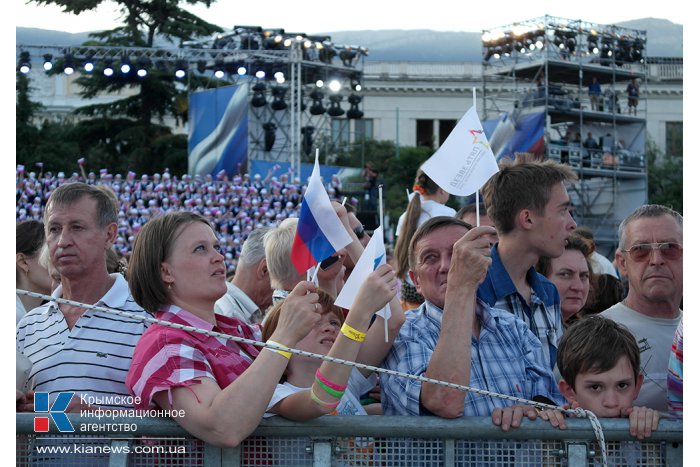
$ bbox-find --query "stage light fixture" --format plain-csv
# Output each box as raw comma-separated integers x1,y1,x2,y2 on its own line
237,66,247,76
301,126,315,155
251,82,267,107
255,70,266,79
174,60,188,79
271,86,288,110
136,57,151,77
214,59,225,78
328,79,341,92
309,90,326,115
274,71,285,83
83,53,95,73
43,54,53,71
263,121,277,151
197,60,207,74
120,56,131,74
327,95,344,117
347,94,363,119
103,60,115,77
18,51,31,74
63,54,75,75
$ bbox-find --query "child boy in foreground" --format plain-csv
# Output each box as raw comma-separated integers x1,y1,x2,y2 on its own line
540,316,660,440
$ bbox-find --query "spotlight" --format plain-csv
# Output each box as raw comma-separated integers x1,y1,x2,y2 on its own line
328,79,341,92
237,66,247,76
120,56,131,74
197,59,207,74
315,79,324,88
83,53,95,73
214,59,225,78
271,86,287,110
309,90,326,115
301,126,315,155
263,122,277,151
174,60,188,79
255,70,266,79
327,95,344,117
18,51,31,74
136,57,151,77
347,94,363,119
351,78,362,92
251,82,267,107
63,54,75,75
103,60,115,77
43,54,53,71
274,71,285,83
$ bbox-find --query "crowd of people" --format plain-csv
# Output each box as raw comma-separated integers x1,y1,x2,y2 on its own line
17,166,349,277
16,156,682,463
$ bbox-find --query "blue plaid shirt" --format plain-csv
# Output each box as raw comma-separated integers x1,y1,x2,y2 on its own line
380,300,564,416
477,245,563,370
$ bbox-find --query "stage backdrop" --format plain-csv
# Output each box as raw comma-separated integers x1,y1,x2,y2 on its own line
188,85,248,177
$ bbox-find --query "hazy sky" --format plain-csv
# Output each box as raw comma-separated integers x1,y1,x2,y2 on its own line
15,0,687,34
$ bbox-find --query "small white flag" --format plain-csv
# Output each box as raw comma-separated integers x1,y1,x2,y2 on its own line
422,106,499,196
335,225,390,322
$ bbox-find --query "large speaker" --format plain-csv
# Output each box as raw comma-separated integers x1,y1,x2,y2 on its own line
357,211,380,231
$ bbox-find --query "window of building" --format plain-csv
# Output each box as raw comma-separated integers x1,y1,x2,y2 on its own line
355,119,373,141
332,119,350,148
665,121,683,158
438,119,457,146
416,119,433,148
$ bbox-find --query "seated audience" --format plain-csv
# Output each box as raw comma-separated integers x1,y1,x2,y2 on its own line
381,217,564,430
125,211,322,447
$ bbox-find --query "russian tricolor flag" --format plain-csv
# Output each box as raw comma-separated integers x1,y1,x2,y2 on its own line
290,156,352,275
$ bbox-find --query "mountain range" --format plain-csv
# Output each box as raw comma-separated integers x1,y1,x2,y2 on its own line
17,18,682,62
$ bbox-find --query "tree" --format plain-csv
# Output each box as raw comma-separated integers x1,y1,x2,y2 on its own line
646,136,683,214
28,0,224,174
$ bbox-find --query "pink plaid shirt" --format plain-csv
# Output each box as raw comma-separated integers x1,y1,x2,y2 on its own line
126,304,262,410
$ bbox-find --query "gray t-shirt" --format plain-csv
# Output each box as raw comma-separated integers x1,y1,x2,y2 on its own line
601,302,681,413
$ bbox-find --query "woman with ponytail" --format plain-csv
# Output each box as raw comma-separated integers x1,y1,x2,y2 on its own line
393,169,455,310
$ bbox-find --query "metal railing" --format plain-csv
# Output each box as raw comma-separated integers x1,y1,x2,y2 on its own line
17,414,682,466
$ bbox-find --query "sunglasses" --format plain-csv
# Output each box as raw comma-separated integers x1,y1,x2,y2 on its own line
320,255,341,270
621,242,683,262
353,226,366,239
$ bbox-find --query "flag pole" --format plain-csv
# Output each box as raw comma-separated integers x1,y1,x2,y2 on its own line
473,88,481,228
378,185,388,343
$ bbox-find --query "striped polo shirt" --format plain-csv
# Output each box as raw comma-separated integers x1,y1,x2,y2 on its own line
16,274,151,409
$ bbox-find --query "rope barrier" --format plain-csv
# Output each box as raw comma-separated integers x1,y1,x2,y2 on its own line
16,288,608,465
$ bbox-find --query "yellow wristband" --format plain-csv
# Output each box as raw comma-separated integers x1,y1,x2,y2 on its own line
266,340,292,359
340,322,366,342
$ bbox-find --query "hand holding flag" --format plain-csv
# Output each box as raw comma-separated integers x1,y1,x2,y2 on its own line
290,154,352,275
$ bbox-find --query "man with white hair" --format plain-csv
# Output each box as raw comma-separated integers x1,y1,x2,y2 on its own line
215,227,274,323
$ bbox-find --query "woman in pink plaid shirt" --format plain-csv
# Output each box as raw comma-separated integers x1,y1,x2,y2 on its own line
126,211,322,447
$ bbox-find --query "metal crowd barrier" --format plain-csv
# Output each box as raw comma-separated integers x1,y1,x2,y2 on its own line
17,414,682,466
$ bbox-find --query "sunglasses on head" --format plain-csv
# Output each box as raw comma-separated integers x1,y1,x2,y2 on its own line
622,242,683,262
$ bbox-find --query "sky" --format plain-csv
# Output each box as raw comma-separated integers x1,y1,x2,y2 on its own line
15,0,688,34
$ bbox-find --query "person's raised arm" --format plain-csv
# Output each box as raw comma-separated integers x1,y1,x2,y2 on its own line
420,226,494,418
153,281,321,447
271,266,397,420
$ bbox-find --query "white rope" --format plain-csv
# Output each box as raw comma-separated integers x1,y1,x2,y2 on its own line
17,288,608,464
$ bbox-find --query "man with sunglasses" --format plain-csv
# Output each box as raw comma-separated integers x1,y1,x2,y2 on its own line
601,204,683,413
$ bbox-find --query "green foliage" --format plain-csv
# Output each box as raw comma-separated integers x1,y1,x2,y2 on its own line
646,137,683,214
18,0,224,175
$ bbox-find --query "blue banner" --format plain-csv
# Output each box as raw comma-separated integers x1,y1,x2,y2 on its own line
188,85,248,177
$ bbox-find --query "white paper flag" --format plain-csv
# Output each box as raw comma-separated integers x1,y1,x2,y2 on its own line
421,106,499,196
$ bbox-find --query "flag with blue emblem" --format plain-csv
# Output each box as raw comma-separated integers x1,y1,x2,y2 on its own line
335,224,391,323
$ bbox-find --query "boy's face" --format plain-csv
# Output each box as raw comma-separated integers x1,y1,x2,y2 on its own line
559,356,643,418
